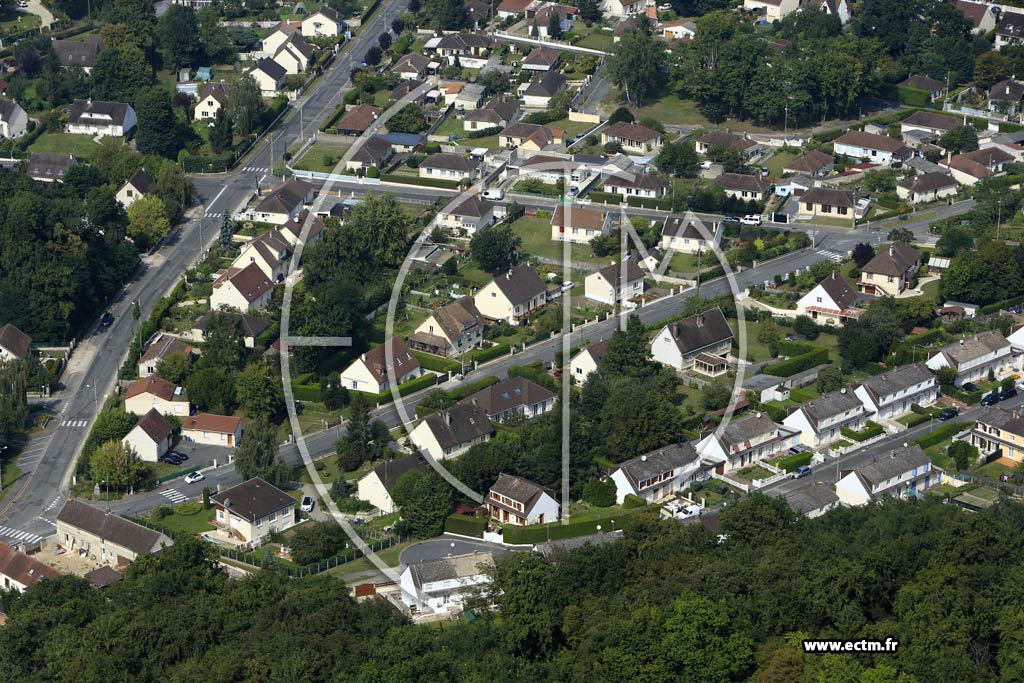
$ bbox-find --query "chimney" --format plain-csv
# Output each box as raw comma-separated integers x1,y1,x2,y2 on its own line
889,245,895,257
696,313,704,328
445,411,452,426
832,271,837,280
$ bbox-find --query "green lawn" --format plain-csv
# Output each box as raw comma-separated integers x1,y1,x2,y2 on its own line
28,133,105,159
799,214,856,228
602,90,709,127
570,28,615,52
976,460,1020,479
456,134,501,150
156,508,216,535
293,143,352,173
329,541,413,578
730,318,783,363
433,117,465,140
920,278,941,303
545,117,597,137
510,214,608,265
764,150,799,179
0,9,40,34
669,252,701,274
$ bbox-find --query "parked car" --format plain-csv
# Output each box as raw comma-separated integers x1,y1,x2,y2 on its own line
675,504,702,520
962,382,980,393
561,281,574,292
937,407,959,421
162,453,183,465
17,1,28,7
792,465,812,479
482,188,504,200
300,496,315,513
100,312,114,328
184,472,204,484
721,216,740,224
700,160,713,170
761,166,770,177
170,451,187,462
1000,387,1018,401
981,392,1000,406
740,215,762,226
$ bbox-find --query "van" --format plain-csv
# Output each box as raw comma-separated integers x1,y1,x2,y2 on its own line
740,215,762,226
482,188,504,200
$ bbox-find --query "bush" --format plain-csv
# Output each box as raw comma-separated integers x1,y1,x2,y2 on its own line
582,478,617,507
622,494,648,509
915,421,972,449
841,420,884,442
334,497,373,513
711,482,728,495
689,481,703,493
764,348,830,377
444,514,486,538
150,505,169,521
174,502,203,516
774,451,813,472
507,361,559,392
412,352,461,373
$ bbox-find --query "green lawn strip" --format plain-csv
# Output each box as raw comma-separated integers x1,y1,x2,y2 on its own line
154,508,217,535
764,150,799,178
771,451,812,472
329,541,413,578
293,143,353,173
28,133,104,158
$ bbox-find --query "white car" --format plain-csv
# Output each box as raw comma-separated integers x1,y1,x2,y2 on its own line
740,214,762,226
700,160,712,170
482,188,504,200
675,504,702,520
560,281,574,292
658,2,672,8
183,471,204,484
300,496,315,513
17,1,27,7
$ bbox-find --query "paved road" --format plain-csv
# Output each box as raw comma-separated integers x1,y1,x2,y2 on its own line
0,0,409,544
398,534,509,564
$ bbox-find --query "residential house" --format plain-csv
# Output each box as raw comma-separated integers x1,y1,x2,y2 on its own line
896,172,959,204
853,363,939,420
56,499,173,565
782,388,869,449
434,33,493,67
393,53,431,80
0,99,27,138
520,72,567,109
137,334,193,378
550,204,609,243
833,130,913,165
795,270,865,326
835,445,940,505
474,264,548,324
522,46,561,71
899,74,948,100
696,412,800,472
464,97,519,132
67,99,136,137
569,338,610,384
346,135,394,172
996,9,1024,50
210,263,275,313
85,565,123,590
121,409,173,463
487,473,559,525
301,6,344,37
438,194,495,234
123,375,190,417
696,130,758,156
341,337,423,394
601,0,645,16
610,442,702,504
970,407,1024,463
234,228,293,282
900,110,960,138
376,132,425,153
743,0,800,22
27,152,76,183
601,122,662,154
409,399,494,460
391,78,427,102
335,103,382,135
409,297,486,358
956,0,997,34
116,169,154,208
190,312,271,349
247,58,287,96
660,214,719,254
211,478,296,545
177,415,238,451
584,258,645,305
0,323,31,361
662,19,697,40
530,2,577,38
271,34,314,75
0,542,60,592
603,173,668,198
466,377,556,423
251,179,314,224
926,330,1012,387
650,307,734,372
53,35,103,73
989,79,1024,117
813,0,851,24
942,147,1014,185
497,0,532,17
858,243,921,297
783,483,840,518
419,153,480,182
797,187,857,221
399,552,495,615
261,21,301,55
784,149,834,177
193,82,230,121
279,208,326,249
455,83,487,111
499,122,565,149
356,454,429,513
714,172,771,201
516,154,576,184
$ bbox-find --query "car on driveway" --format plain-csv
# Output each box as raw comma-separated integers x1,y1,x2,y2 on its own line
675,504,702,520
162,453,183,465
937,407,959,421
184,471,204,484
791,465,812,479
1000,387,1018,401
962,382,980,393
300,496,315,513
981,392,1000,406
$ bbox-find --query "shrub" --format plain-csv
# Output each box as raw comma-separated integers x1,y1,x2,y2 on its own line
915,421,971,449
689,481,703,493
444,514,486,538
582,478,617,507
711,482,728,494
174,502,203,516
622,494,648,509
764,348,830,377
150,505,168,521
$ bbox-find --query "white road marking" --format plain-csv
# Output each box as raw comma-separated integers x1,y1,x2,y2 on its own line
0,526,42,544
160,489,188,503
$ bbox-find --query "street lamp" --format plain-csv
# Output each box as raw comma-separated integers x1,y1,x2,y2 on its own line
84,383,98,412
596,524,602,535
610,519,615,533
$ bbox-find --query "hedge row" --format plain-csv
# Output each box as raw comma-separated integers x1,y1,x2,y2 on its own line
778,340,816,357
902,413,932,428
291,383,322,402
361,0,382,21
375,373,439,404
466,126,502,139
895,85,931,108
413,351,462,373
502,510,632,544
444,514,486,538
507,361,559,393
380,173,460,189
773,451,813,472
469,342,511,364
915,421,972,449
763,347,830,378
941,384,981,405
448,376,500,401
841,420,884,443
908,328,945,347
980,293,1024,315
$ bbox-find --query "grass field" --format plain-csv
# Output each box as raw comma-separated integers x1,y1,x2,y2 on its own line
546,117,597,137
920,278,941,302
329,541,413,578
156,508,216,536
456,134,501,150
293,143,352,173
764,150,799,179
668,252,702,274
28,133,104,158
602,90,709,127
510,215,608,265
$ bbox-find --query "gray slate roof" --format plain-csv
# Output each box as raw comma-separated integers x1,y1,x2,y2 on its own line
800,389,863,426
210,477,295,522
422,400,493,450
858,363,934,402
407,551,495,589
0,323,31,358
784,483,839,515
663,215,712,240
134,408,172,444
935,330,1010,367
68,99,133,129
370,453,429,493
57,499,171,555
466,377,555,417
490,264,546,305
718,412,778,449
595,259,645,287
854,444,932,489
862,242,920,278
616,442,699,490
490,472,549,507
662,307,733,355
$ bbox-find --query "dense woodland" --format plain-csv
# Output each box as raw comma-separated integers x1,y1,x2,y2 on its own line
3,496,1023,681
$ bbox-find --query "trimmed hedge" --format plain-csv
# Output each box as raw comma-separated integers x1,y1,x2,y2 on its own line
502,510,633,544
380,173,460,189
466,126,502,139
508,361,559,393
470,343,510,364
413,351,462,373
291,383,322,402
980,294,1024,315
910,403,930,415
915,421,972,449
841,420,884,442
895,86,930,108
361,0,382,21
444,514,486,538
448,376,500,401
902,413,931,428
773,451,812,472
375,373,439,404
777,340,816,356
941,384,981,405
763,347,830,378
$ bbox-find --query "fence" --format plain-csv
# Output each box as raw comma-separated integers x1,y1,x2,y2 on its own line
710,471,750,493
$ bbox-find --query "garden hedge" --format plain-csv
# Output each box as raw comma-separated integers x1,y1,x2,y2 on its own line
444,514,486,538
764,347,830,378
914,421,972,449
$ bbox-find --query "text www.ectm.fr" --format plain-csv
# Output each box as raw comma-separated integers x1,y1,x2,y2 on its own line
802,638,899,654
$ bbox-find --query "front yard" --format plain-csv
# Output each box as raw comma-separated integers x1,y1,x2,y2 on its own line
28,133,106,159
293,142,353,173
510,214,609,265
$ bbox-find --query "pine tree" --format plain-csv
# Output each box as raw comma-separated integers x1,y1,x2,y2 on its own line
209,107,233,154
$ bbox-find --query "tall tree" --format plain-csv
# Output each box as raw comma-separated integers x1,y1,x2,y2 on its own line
424,0,466,29
90,45,153,104
232,419,289,485
234,362,284,421
397,470,452,538
197,7,236,63
158,5,202,67
607,29,664,106
0,361,27,449
90,440,147,492
387,104,428,134
656,141,700,177
547,10,563,39
200,313,246,370
208,107,234,154
135,87,182,159
226,74,265,135
470,224,521,272
600,314,659,379
127,195,170,249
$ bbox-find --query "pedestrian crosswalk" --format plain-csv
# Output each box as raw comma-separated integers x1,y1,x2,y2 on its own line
203,209,225,218
241,166,268,173
61,419,88,428
0,525,43,544
44,496,62,512
817,249,844,263
160,489,188,504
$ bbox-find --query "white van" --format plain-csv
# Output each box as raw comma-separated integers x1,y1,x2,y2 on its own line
740,214,762,226
482,188,504,200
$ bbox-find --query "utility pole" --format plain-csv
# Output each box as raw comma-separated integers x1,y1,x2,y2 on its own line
998,198,1003,239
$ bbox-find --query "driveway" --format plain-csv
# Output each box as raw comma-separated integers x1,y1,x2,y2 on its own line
19,0,54,29
398,534,510,565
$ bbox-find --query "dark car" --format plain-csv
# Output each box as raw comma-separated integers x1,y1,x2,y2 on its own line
981,392,1000,406
100,312,114,328
1000,387,1018,401
170,451,188,462
937,407,959,421
962,382,980,393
